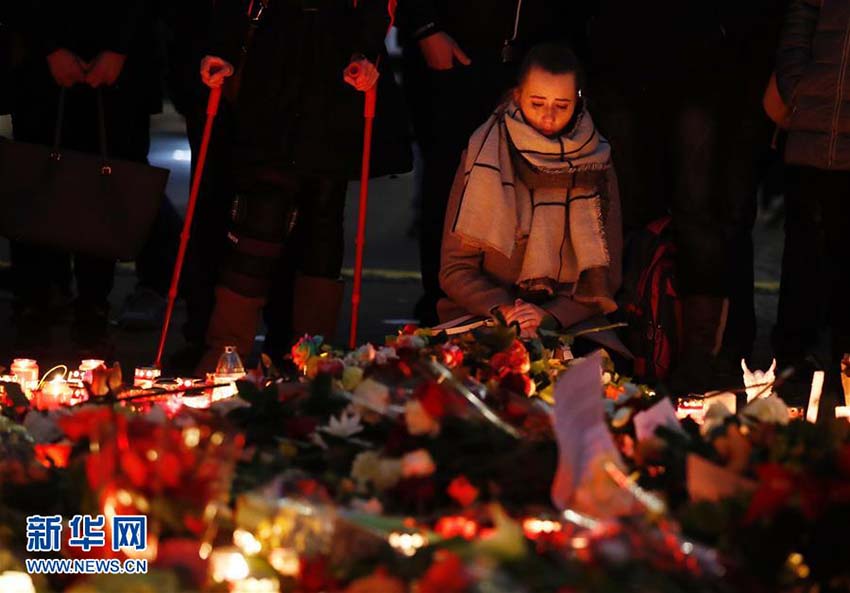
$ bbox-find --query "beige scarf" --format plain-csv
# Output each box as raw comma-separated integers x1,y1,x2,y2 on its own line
451,102,615,309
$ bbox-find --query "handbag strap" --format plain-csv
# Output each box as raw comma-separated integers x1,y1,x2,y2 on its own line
50,88,111,171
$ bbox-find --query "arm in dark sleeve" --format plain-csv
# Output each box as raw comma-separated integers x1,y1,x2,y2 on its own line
207,0,249,65
775,0,819,103
106,0,146,55
395,0,440,41
351,0,391,62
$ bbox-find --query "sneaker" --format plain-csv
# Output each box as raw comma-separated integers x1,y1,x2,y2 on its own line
118,286,167,330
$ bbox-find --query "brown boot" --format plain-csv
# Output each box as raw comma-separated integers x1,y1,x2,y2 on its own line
292,275,345,345
195,286,265,374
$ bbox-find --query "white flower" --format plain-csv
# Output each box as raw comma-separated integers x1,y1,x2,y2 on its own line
344,344,377,367
352,378,390,415
701,401,734,436
742,395,790,426
376,347,398,365
352,451,402,491
320,410,364,438
401,449,436,478
404,400,440,436
601,371,613,385
396,335,426,350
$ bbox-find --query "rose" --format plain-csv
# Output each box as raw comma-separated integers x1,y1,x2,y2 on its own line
416,550,471,593
499,372,535,397
447,475,479,507
490,340,531,376
352,378,390,415
401,449,436,478
439,344,464,369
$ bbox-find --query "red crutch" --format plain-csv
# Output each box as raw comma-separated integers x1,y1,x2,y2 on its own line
347,65,378,350
154,86,223,369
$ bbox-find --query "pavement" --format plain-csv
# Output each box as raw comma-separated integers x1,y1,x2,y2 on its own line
1,108,839,410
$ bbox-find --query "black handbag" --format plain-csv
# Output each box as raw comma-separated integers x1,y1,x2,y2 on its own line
0,90,170,261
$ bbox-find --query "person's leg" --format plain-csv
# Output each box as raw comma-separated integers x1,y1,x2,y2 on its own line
180,103,237,347
668,104,731,393
772,166,824,364
818,171,850,366
415,61,512,325
197,173,299,372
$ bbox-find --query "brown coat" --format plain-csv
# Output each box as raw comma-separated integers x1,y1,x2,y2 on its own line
438,153,623,328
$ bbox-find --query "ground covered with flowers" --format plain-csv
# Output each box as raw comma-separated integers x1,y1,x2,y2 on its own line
0,323,848,592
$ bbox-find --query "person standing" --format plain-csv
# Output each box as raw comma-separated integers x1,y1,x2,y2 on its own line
397,0,592,326
195,0,395,371
9,0,161,357
588,0,785,393
774,0,850,384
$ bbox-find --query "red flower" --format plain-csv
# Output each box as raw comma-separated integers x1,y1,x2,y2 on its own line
434,515,479,540
416,381,454,419
744,463,797,524
58,407,123,441
316,357,344,377
490,340,530,377
418,550,471,593
499,372,534,397
34,443,72,468
299,555,336,593
401,323,419,335
447,475,479,507
439,344,464,369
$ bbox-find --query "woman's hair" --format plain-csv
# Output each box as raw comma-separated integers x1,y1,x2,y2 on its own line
517,43,584,91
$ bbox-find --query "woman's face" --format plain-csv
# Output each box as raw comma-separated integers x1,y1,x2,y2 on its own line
514,68,578,137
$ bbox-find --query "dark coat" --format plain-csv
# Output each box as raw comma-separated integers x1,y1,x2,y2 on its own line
12,0,162,115
211,0,411,181
777,0,850,170
396,0,592,62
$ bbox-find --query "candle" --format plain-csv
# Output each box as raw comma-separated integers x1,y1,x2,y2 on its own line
37,375,73,409
209,547,249,583
232,578,280,593
835,406,850,420
0,571,35,593
11,359,39,391
79,359,105,384
806,371,824,424
134,367,161,388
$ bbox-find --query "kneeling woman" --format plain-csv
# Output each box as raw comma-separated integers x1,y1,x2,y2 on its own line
438,43,622,338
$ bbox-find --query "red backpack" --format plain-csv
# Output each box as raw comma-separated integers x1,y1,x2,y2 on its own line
618,217,682,383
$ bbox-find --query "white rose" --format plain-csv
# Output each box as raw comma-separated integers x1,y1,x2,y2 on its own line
401,449,436,478
404,400,440,436
742,395,790,426
352,378,390,415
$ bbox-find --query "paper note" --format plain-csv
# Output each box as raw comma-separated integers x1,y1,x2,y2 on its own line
687,454,756,502
550,351,621,509
634,398,684,441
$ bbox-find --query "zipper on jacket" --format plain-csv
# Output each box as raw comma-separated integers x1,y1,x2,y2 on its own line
828,16,850,168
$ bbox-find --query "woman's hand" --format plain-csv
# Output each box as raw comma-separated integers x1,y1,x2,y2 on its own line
503,299,549,338
84,51,126,87
344,58,379,92
47,49,88,87
200,55,234,89
418,32,471,70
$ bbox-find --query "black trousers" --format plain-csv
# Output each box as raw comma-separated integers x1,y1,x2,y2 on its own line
592,84,761,357
218,169,347,346
774,166,850,361
10,84,151,311
402,49,515,324
181,102,237,344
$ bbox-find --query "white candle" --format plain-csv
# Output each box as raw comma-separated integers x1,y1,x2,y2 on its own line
806,371,824,424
